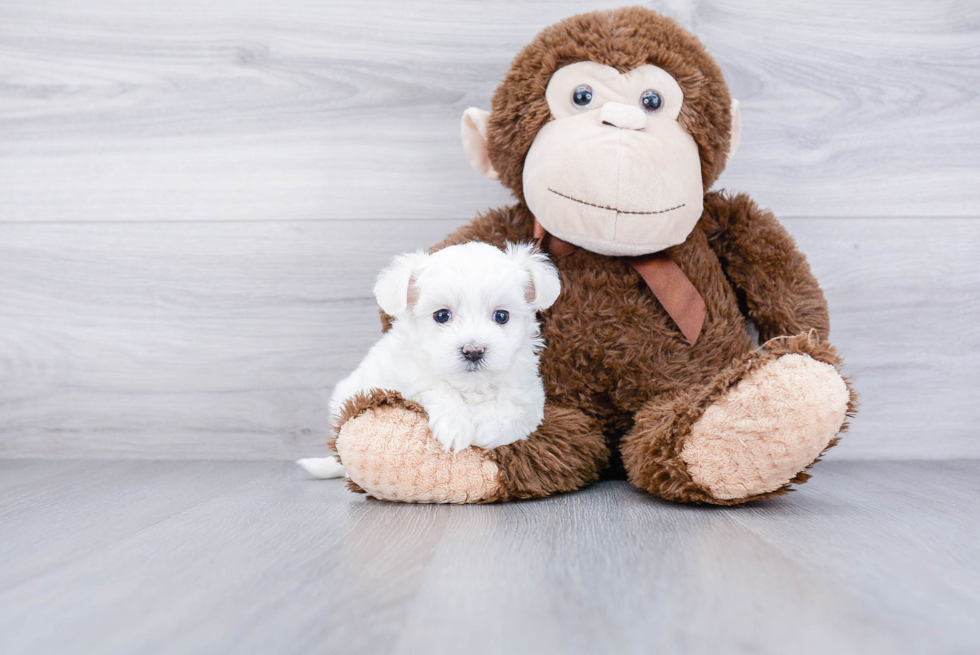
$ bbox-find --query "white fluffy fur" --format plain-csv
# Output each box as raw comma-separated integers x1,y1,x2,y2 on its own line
296,456,346,479
299,242,560,479
337,241,559,451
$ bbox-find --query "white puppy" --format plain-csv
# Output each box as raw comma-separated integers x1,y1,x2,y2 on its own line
298,241,560,479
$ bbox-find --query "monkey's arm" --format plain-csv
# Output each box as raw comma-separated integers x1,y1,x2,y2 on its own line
701,191,830,342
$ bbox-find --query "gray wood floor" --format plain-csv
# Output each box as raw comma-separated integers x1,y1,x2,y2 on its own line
1,459,978,655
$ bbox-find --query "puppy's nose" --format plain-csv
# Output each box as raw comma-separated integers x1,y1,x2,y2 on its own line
461,345,485,362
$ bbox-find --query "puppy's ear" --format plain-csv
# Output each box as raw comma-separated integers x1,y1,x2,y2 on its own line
505,242,561,310
374,250,428,317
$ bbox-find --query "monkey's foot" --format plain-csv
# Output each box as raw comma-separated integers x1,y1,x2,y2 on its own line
622,332,857,505
680,353,850,501
330,389,608,504
333,390,500,504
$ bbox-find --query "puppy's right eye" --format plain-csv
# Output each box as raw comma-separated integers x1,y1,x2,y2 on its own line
433,309,452,324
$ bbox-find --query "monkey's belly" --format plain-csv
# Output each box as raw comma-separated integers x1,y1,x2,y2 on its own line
539,240,752,411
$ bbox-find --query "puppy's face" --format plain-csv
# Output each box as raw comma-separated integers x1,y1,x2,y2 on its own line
374,242,561,379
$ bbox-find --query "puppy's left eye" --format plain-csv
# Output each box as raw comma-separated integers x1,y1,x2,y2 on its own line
433,309,452,324
493,310,509,325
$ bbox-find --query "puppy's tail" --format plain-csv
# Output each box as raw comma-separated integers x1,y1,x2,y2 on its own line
296,456,346,479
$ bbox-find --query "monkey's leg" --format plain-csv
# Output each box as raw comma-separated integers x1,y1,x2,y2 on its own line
330,389,608,504
620,332,857,505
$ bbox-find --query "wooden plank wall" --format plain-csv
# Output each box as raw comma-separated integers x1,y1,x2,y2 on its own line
1,0,977,460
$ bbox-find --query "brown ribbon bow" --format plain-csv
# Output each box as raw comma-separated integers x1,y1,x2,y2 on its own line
533,219,706,345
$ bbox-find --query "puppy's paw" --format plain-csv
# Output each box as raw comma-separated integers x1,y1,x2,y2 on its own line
472,416,532,450
427,410,477,452
412,387,477,452
468,398,539,449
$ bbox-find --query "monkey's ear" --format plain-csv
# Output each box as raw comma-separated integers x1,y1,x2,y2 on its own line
505,243,561,311
374,251,428,317
726,99,742,166
461,107,500,180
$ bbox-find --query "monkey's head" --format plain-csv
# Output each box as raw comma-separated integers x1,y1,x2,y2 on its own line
461,7,741,257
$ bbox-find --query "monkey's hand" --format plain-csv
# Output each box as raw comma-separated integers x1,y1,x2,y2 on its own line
330,389,608,503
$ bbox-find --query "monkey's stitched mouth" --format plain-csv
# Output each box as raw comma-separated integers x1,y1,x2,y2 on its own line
548,188,685,216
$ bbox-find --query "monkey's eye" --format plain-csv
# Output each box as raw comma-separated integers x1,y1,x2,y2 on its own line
433,309,452,324
572,85,593,108
640,89,663,113
493,310,509,325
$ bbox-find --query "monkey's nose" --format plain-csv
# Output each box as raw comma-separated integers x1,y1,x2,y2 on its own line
461,345,485,362
599,102,647,130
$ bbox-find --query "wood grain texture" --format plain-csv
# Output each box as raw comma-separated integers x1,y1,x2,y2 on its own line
1,217,977,460
1,0,977,460
0,0,978,222
0,460,978,655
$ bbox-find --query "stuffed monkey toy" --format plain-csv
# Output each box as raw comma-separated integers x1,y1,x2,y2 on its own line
329,7,857,505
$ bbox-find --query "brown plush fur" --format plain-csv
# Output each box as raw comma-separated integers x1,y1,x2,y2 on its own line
486,7,734,201
424,192,855,504
362,7,856,505
485,406,609,502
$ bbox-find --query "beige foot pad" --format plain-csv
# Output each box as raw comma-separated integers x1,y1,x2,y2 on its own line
681,354,850,500
336,405,501,504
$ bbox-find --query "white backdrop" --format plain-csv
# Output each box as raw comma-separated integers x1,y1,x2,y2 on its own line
1,0,977,459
